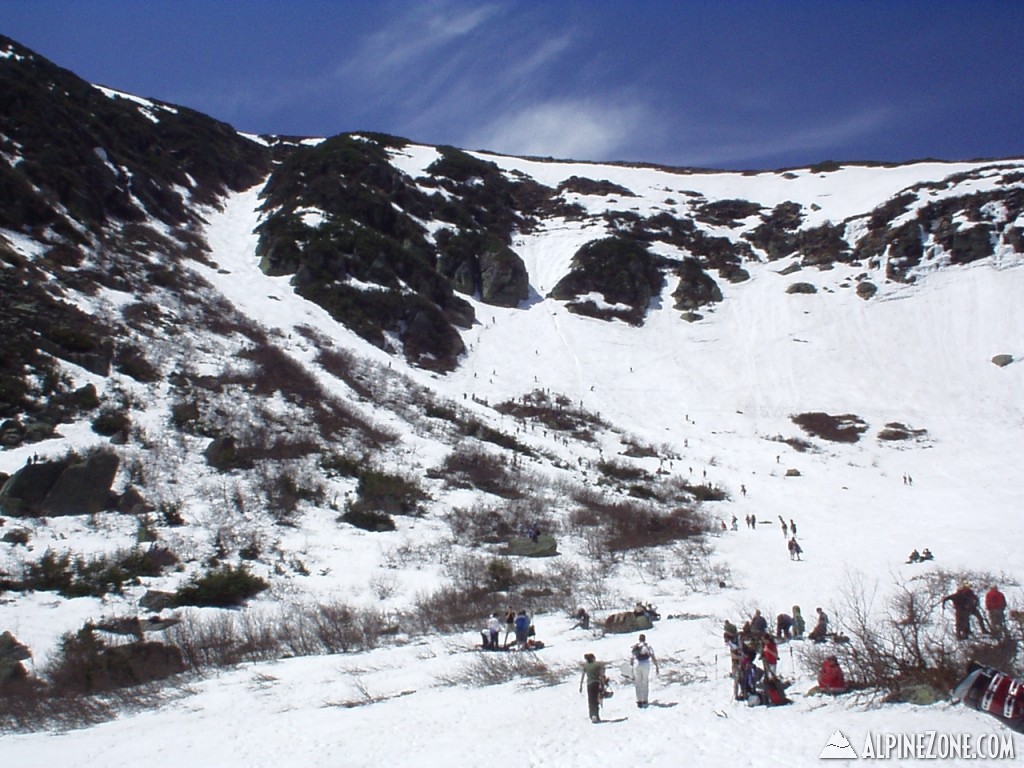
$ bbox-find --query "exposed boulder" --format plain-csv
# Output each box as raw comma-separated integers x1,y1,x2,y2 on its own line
991,354,1014,367
0,451,120,517
139,590,177,612
786,282,817,295
204,435,239,471
0,630,31,688
672,257,722,311
550,237,663,325
43,450,120,516
503,533,558,557
0,457,70,516
856,281,878,300
603,611,654,634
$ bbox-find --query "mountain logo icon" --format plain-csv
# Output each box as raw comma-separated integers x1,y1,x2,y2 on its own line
819,729,858,759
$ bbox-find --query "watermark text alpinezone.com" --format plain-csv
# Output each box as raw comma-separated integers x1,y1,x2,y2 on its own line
860,731,1015,760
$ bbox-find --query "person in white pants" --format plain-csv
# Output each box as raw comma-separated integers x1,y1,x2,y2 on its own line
630,633,660,708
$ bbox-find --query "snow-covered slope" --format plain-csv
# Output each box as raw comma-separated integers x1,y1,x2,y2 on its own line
3,149,1023,764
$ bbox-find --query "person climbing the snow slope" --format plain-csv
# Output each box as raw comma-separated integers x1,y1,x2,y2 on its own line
630,633,660,708
985,585,1007,638
750,609,768,636
579,653,605,723
788,537,802,561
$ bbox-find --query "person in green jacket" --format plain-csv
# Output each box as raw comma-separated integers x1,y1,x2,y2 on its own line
579,653,605,722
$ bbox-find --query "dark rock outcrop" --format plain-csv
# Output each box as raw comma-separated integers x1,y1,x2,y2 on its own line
0,450,119,517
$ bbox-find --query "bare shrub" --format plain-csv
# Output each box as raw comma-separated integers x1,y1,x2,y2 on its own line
438,651,570,689
412,585,496,634
670,538,732,593
167,602,387,670
799,569,1018,701
432,445,524,498
568,491,708,552
446,499,558,546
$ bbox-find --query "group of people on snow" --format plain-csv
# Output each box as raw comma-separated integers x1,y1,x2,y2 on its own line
578,633,661,722
942,583,1007,640
723,612,791,707
480,607,539,651
905,548,934,563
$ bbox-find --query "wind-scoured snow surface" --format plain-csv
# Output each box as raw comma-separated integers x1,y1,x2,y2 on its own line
2,150,1023,766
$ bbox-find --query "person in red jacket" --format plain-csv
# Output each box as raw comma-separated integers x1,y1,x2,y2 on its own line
985,586,1007,638
818,655,847,694
760,634,779,679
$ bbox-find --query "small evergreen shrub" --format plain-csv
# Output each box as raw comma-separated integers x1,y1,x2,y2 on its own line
340,508,396,532
172,564,268,608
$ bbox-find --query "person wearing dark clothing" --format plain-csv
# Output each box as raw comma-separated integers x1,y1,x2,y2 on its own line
808,607,829,643
750,609,768,636
907,549,921,563
788,537,802,561
985,586,1007,638
738,648,762,701
579,653,605,722
503,607,516,646
723,620,742,699
572,607,590,630
943,584,987,639
776,612,793,640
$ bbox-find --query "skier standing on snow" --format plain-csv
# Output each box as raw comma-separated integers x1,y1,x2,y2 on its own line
630,633,660,708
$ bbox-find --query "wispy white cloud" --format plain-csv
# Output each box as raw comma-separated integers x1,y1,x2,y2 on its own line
338,0,502,87
463,98,654,161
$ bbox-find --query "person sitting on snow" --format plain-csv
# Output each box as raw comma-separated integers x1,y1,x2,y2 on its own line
818,655,847,694
808,607,829,643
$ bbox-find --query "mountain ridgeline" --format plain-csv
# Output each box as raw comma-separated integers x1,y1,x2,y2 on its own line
0,32,1022,448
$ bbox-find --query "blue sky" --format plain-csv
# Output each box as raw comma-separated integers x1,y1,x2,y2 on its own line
4,0,1023,170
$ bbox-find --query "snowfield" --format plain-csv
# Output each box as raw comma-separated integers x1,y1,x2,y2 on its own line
2,152,1023,767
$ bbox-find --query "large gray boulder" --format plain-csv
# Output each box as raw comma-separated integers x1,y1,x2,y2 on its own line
43,450,119,516
0,450,119,517
0,631,31,688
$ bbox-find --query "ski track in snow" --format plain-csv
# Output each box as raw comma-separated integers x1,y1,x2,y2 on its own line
2,156,1024,766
